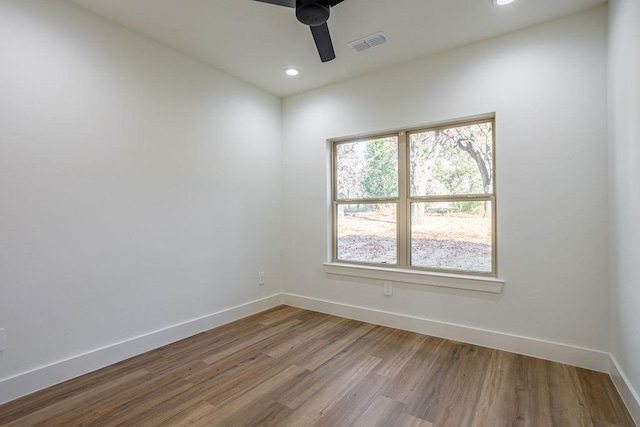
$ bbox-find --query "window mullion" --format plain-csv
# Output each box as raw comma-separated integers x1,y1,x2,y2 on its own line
397,131,409,267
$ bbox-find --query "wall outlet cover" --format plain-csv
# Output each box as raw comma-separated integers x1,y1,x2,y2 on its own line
383,282,393,296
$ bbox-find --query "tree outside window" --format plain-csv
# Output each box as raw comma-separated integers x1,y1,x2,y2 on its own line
333,118,496,275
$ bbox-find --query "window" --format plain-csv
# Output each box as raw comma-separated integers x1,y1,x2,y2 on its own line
332,117,496,276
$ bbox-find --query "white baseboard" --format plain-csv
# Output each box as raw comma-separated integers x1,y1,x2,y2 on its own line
610,355,640,426
282,293,611,373
5,292,635,424
0,294,283,405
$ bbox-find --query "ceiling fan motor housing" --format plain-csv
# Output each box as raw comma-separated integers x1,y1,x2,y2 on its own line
296,0,330,26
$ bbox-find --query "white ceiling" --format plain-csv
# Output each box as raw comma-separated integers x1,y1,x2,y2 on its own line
67,0,605,97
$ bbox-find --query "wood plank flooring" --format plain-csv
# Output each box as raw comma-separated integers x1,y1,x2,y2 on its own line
0,306,634,426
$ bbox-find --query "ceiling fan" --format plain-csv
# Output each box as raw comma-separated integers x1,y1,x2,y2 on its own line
254,0,345,62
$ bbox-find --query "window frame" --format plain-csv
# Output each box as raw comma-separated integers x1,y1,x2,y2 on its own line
330,116,497,278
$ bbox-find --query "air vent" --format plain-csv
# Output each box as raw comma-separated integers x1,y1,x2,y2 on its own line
347,31,388,53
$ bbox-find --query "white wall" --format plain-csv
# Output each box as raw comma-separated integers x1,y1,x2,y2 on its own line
0,0,282,398
0,0,628,411
609,0,640,417
282,7,609,353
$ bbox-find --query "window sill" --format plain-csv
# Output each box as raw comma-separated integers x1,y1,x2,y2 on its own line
323,263,504,294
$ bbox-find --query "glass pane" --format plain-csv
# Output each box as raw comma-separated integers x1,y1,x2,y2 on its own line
336,137,398,200
411,201,492,273
337,203,397,264
410,122,493,197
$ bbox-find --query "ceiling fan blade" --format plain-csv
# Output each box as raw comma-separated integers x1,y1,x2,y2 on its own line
329,0,344,6
253,0,295,8
310,23,336,62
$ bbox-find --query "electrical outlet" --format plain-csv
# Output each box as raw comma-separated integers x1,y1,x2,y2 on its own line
0,329,6,351
258,272,265,285
383,282,393,296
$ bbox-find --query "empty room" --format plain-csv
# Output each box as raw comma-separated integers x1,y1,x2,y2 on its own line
0,0,638,425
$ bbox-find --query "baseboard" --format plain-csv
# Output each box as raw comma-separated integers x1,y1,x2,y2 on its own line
610,355,640,426
282,293,611,373
0,294,283,405
3,293,627,415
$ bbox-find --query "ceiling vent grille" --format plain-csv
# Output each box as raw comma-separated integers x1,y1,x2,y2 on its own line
347,32,388,53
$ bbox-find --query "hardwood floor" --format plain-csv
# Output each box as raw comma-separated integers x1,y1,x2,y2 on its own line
0,306,634,426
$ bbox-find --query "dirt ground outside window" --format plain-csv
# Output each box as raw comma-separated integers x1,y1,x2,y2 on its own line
337,207,491,272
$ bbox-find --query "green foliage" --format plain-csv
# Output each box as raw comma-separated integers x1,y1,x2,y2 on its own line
410,123,493,197
451,201,486,215
343,203,377,214
431,139,484,195
362,139,398,199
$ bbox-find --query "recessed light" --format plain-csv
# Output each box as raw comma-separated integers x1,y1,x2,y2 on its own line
493,0,515,5
284,68,300,77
